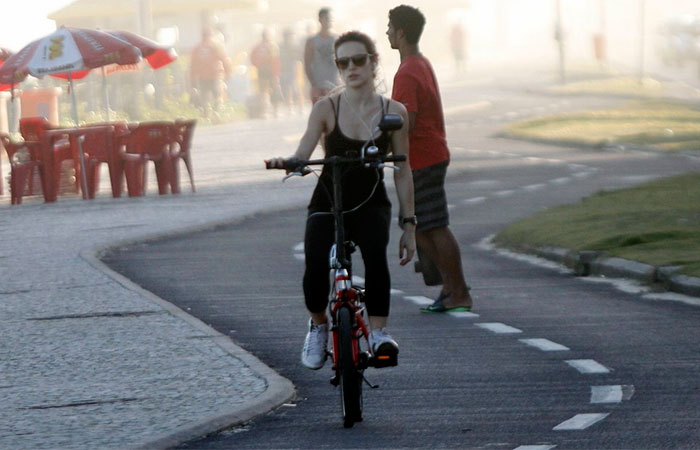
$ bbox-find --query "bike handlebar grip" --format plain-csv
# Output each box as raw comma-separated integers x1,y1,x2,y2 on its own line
265,158,302,171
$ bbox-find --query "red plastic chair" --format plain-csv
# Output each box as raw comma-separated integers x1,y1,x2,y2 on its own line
0,133,46,204
121,121,173,196
0,138,3,196
19,117,75,197
170,119,197,193
69,125,122,199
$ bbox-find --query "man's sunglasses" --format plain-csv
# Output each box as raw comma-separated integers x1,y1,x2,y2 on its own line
335,53,373,70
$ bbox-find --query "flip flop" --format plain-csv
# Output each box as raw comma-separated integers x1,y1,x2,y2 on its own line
419,292,449,312
432,291,450,306
420,297,472,313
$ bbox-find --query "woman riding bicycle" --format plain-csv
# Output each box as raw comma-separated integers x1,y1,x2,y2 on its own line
267,31,416,370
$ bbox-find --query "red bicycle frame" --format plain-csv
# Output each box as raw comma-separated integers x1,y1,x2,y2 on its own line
329,268,372,372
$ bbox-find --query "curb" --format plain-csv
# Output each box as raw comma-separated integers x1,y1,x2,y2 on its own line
79,213,298,449
517,245,700,298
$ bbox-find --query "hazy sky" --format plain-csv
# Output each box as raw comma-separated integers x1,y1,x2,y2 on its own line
0,0,74,51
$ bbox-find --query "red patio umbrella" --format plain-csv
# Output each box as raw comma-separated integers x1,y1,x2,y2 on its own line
0,48,12,195
106,30,177,69
0,27,141,196
0,28,141,86
98,30,178,119
0,48,12,91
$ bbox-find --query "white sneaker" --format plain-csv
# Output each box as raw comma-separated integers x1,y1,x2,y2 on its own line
369,328,399,367
301,319,328,370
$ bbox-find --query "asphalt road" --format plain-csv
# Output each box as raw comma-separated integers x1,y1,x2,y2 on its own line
104,72,700,449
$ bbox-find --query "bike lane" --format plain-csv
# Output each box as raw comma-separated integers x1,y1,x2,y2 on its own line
104,81,700,448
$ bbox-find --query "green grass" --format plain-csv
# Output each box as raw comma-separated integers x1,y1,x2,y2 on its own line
508,100,700,152
549,76,666,98
494,173,700,277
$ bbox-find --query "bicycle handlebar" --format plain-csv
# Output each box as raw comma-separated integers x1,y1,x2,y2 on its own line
265,154,407,173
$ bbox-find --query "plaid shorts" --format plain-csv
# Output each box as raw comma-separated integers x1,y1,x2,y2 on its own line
412,160,449,232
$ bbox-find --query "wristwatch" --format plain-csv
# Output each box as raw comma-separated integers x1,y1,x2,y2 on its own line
401,215,418,226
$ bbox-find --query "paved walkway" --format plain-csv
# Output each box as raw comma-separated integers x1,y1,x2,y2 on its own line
0,117,312,449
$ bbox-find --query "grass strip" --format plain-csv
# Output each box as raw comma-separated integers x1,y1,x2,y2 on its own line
549,76,666,98
507,99,700,152
494,173,700,277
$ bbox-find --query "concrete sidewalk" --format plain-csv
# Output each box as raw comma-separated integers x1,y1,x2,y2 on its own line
0,118,313,449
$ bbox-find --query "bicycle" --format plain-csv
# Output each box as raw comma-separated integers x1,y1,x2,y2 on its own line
266,113,405,428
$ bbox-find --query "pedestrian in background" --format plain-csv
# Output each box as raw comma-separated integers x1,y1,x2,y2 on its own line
251,29,282,118
189,26,232,119
304,7,340,105
279,28,303,114
387,5,473,313
449,22,467,76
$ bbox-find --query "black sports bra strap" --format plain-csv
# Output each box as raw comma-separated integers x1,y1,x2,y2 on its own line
328,96,340,125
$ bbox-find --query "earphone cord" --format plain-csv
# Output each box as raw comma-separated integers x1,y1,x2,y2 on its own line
342,91,379,150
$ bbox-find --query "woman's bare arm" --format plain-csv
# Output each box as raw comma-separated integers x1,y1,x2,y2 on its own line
266,98,331,168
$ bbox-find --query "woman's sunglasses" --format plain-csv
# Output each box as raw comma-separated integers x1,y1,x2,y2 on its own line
335,53,373,70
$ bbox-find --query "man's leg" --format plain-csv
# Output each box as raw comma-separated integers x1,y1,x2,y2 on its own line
417,226,472,308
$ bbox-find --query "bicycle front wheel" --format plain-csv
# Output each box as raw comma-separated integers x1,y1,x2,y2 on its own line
337,305,362,428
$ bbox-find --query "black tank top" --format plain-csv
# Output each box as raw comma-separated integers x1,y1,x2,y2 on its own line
308,96,392,212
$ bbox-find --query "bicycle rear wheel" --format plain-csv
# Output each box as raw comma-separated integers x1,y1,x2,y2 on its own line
337,305,362,428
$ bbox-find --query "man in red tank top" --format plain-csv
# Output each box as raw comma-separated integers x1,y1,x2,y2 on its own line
388,5,473,312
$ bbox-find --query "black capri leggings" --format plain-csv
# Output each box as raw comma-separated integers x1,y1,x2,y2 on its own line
303,205,392,317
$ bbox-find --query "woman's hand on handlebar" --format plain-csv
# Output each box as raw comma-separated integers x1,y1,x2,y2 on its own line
265,157,302,173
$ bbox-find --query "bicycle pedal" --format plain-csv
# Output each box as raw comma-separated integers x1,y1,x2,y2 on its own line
372,356,398,368
370,347,398,368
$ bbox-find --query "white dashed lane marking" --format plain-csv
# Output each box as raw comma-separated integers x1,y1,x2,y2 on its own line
404,296,435,306
514,446,557,450
461,196,487,205
519,338,570,352
448,311,480,318
293,242,305,261
590,385,635,404
475,322,523,334
465,179,501,188
565,359,611,374
549,177,571,185
522,183,547,192
494,190,516,197
553,413,610,431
